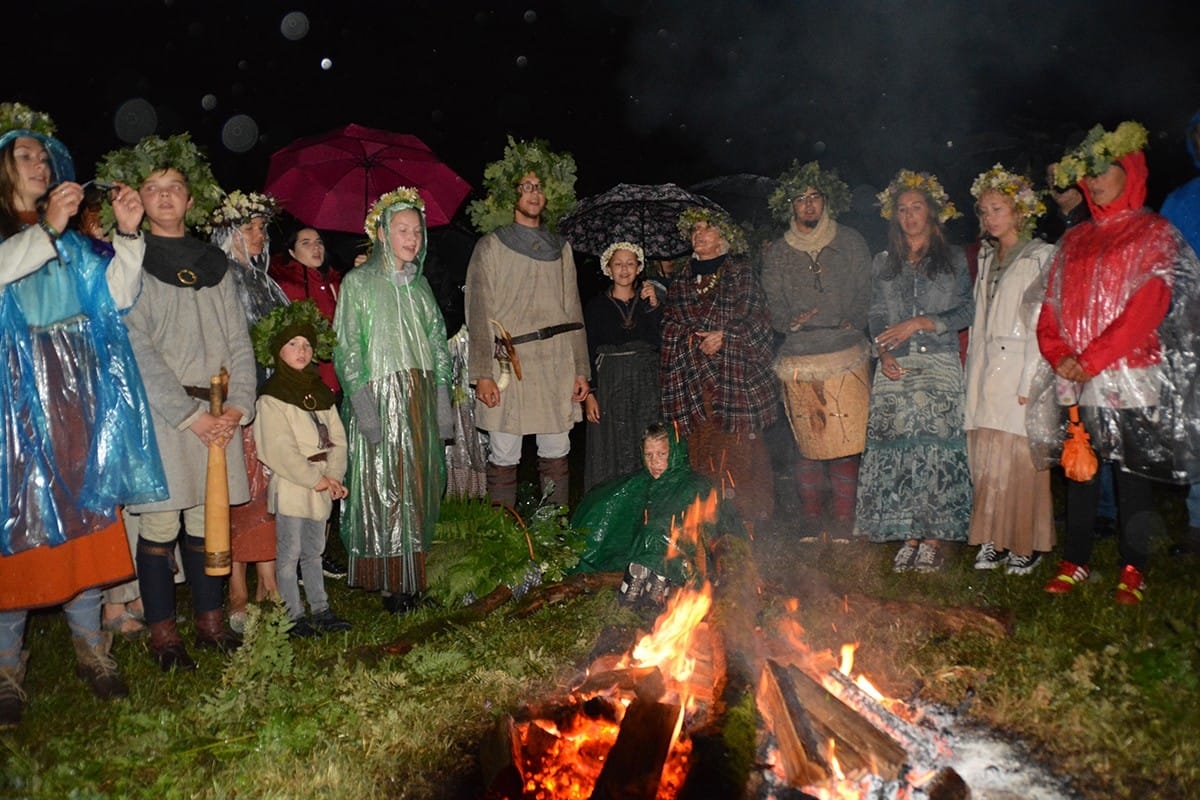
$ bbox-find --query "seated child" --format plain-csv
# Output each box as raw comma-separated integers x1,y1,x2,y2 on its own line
571,423,743,606
251,300,352,636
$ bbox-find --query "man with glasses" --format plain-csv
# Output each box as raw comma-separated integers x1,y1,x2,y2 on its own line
464,140,588,510
761,161,873,539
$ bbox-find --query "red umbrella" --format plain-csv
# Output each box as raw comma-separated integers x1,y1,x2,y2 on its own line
264,124,471,232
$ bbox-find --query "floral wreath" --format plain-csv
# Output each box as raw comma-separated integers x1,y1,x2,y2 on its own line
877,169,961,224
251,299,337,367
365,186,425,240
203,190,279,235
96,133,224,231
768,160,852,224
970,163,1047,235
467,136,577,234
599,241,645,277
1052,121,1149,188
677,206,748,255
0,102,56,139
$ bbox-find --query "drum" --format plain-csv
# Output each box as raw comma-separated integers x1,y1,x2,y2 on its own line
775,341,871,460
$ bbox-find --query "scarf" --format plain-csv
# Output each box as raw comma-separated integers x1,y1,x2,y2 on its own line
496,223,565,261
784,212,837,257
259,361,336,411
143,232,228,290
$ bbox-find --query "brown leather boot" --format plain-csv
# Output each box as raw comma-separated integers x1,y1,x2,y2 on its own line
0,651,29,727
148,619,196,672
72,632,129,700
538,456,570,507
194,609,241,653
486,462,518,510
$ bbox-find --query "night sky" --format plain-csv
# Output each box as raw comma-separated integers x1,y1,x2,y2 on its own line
9,0,1200,230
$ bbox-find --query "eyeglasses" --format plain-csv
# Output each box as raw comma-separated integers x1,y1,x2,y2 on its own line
517,182,545,195
793,192,824,205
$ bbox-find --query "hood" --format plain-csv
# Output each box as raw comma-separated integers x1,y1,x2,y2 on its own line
1081,150,1148,221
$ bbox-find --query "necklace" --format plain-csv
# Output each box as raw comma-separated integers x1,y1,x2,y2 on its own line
608,289,638,330
695,266,723,297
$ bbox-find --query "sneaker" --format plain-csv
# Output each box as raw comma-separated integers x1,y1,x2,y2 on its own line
322,556,348,579
913,541,944,573
1044,560,1090,594
1114,564,1145,605
289,617,317,639
310,609,352,633
892,541,920,573
1005,552,1043,576
974,542,1009,570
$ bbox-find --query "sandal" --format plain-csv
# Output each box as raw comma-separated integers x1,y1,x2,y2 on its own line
102,610,148,642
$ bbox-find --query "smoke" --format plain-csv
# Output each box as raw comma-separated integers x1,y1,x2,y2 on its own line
619,1,1196,196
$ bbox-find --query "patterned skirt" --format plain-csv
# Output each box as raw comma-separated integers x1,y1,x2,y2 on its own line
855,352,972,543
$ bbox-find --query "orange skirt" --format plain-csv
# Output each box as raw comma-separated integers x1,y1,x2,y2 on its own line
0,517,134,611
230,425,276,563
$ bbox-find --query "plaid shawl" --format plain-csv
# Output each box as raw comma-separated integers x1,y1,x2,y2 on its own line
660,256,779,433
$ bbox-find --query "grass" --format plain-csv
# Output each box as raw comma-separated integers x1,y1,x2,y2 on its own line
3,485,1199,799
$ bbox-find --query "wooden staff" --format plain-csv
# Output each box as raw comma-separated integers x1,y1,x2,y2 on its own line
204,367,232,576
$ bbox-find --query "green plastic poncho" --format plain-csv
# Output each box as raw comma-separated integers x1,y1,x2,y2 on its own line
571,429,742,586
333,196,452,592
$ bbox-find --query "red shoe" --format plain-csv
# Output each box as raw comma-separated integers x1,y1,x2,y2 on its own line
1114,565,1145,605
1044,560,1090,594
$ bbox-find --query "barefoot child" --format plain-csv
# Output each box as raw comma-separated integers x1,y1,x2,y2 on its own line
252,300,351,636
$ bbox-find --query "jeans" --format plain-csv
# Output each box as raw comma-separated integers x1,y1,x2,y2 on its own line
276,514,328,619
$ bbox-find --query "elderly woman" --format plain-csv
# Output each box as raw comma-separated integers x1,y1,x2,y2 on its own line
582,240,663,490
1032,122,1200,604
856,170,974,573
659,207,778,525
965,165,1055,575
208,191,289,632
0,103,165,721
334,188,453,614
761,160,873,538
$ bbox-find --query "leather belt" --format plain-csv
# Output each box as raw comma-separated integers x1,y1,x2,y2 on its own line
183,384,226,402
500,322,583,347
307,453,328,463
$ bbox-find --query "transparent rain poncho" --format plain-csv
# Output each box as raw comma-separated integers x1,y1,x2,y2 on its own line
333,199,452,590
570,428,742,587
0,229,167,555
1026,154,1200,483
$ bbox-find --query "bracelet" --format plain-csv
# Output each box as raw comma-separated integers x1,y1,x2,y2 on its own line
114,228,141,240
39,219,61,241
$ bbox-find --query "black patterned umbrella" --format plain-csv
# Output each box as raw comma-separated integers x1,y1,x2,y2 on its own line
558,182,726,260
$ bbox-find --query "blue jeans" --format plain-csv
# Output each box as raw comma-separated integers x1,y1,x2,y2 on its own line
275,514,329,620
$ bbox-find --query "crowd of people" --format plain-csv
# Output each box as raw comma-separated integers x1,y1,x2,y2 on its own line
3,97,1200,728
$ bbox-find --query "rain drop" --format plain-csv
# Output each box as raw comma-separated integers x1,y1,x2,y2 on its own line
201,94,218,112
946,140,954,148
523,9,537,23
320,57,333,70
813,141,826,154
237,60,249,72
516,55,528,68
280,11,309,41
113,98,157,144
221,114,259,154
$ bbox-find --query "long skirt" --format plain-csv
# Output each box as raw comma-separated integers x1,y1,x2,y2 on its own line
967,428,1053,556
342,368,444,594
688,385,774,523
584,343,661,492
855,352,972,543
230,425,276,562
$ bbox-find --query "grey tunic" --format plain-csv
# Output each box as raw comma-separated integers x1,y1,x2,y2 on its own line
124,269,255,511
760,224,872,357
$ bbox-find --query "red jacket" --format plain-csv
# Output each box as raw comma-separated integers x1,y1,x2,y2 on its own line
269,255,343,393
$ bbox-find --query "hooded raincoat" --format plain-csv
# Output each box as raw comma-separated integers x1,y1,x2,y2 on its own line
334,200,452,594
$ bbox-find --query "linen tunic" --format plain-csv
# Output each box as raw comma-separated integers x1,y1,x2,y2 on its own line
254,397,347,521
465,230,589,435
124,264,255,512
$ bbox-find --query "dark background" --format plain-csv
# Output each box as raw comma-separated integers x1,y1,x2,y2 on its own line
9,0,1200,252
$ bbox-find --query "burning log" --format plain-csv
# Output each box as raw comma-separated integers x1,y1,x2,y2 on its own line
823,668,942,768
760,659,909,783
590,697,682,800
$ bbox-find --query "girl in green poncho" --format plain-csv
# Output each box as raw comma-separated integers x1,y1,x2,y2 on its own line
571,423,743,605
